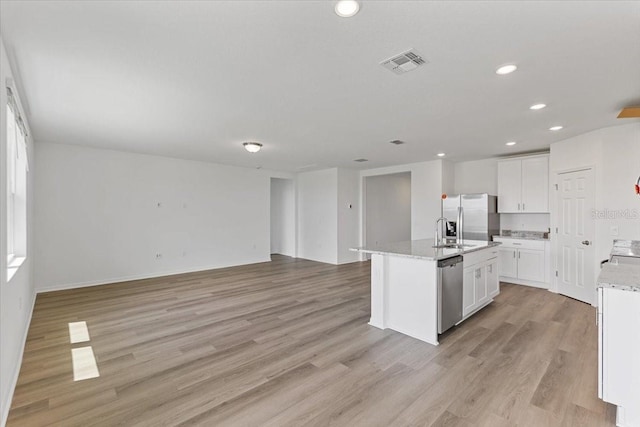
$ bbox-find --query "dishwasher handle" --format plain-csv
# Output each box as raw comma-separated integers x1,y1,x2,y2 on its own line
437,255,463,268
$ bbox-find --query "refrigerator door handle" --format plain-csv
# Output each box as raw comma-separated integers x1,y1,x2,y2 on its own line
457,206,464,243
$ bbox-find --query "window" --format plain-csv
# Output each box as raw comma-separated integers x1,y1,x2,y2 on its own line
6,86,28,281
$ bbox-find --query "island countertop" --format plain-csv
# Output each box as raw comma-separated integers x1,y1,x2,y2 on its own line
597,262,640,292
350,238,500,261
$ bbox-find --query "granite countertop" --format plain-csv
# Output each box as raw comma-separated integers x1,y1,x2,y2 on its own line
597,263,640,292
493,235,549,241
350,238,500,261
493,230,549,241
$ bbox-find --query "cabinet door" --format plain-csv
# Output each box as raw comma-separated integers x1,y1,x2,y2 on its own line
475,266,489,306
521,156,549,212
497,160,522,213
517,249,545,282
498,248,518,278
600,288,640,405
463,266,476,316
486,259,499,297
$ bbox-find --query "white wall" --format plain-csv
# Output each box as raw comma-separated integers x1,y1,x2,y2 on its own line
364,172,411,247
270,178,295,257
297,168,339,264
337,168,360,264
550,123,640,290
454,158,499,195
1,37,36,426
441,160,455,196
34,142,290,291
361,160,446,240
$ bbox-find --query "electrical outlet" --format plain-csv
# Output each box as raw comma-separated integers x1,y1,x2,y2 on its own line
155,253,162,259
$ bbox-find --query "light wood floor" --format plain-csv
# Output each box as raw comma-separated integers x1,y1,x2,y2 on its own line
8,255,615,426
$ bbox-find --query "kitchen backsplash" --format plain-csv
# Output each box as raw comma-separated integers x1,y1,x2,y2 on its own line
500,213,550,233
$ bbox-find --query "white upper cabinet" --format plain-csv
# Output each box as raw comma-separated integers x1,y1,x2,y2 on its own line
521,156,549,212
498,155,549,213
497,160,522,213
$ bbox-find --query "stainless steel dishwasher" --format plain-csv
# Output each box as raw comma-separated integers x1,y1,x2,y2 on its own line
437,255,464,334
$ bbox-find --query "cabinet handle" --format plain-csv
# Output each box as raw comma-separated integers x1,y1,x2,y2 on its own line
488,265,493,273
513,251,516,258
518,203,520,211
518,251,521,259
523,203,525,211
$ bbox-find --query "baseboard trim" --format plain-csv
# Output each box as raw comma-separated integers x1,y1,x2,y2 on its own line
36,258,273,294
499,277,549,289
1,291,36,427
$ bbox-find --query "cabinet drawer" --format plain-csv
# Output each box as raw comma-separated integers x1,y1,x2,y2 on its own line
494,238,545,251
463,247,498,267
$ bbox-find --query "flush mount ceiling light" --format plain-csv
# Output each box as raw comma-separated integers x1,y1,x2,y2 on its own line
529,103,546,110
335,0,360,17
437,153,446,157
243,142,262,153
506,141,517,146
495,64,517,75
549,126,563,131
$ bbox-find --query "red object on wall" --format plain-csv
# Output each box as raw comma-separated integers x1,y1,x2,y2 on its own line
636,176,640,195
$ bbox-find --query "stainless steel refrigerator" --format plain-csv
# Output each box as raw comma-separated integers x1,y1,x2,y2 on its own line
442,194,500,242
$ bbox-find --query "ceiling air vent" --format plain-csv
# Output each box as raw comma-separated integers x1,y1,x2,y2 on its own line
381,49,428,75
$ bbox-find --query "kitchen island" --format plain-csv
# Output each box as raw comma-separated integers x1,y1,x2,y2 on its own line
351,239,500,346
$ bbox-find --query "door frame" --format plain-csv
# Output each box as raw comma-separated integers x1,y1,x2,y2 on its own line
550,165,597,304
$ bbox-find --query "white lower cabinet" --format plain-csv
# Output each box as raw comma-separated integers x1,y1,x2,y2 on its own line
486,259,499,298
498,248,518,277
598,287,640,426
494,237,549,287
463,249,499,317
463,266,476,317
517,249,545,282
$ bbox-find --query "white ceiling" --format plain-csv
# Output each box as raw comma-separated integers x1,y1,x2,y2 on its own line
1,1,639,172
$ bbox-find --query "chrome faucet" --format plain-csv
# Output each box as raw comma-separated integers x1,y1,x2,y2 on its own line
434,217,448,246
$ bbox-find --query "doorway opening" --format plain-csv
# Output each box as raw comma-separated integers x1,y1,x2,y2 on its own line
270,178,296,258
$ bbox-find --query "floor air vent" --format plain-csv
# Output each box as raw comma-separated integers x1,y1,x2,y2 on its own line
381,49,428,75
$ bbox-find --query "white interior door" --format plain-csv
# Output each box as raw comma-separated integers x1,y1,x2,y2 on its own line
556,168,596,304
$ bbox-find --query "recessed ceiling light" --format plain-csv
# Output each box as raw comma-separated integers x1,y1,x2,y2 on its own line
506,141,517,146
529,103,546,110
354,158,368,162
243,142,262,153
496,64,517,75
437,153,446,157
335,0,360,17
549,126,563,131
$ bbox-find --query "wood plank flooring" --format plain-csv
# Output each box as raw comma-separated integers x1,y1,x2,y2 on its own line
7,255,616,426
